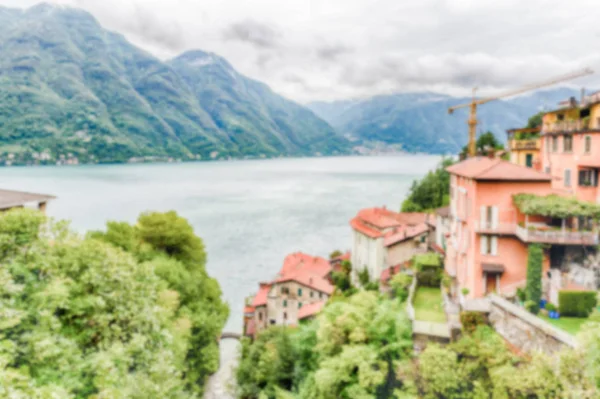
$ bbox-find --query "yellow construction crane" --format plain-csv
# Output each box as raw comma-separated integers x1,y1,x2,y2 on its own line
448,68,594,157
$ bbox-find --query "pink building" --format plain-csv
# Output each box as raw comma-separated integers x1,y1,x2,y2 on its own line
446,156,599,302
446,157,554,299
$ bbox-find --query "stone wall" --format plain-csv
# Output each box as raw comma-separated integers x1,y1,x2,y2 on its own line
488,295,576,354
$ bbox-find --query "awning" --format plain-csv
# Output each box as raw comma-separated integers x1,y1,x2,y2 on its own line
482,263,505,274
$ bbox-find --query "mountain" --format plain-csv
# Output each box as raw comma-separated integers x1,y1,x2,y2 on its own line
308,88,580,153
0,4,348,165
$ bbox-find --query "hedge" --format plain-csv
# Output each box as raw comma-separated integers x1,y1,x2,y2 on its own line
413,253,441,271
417,269,442,287
558,290,598,317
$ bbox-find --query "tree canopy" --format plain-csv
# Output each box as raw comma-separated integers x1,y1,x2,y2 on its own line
460,131,505,157
513,193,600,219
401,157,454,212
0,208,228,398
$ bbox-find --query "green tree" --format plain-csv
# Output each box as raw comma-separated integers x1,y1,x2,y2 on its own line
460,131,505,157
0,209,207,398
401,158,454,212
92,211,229,394
525,244,543,314
526,111,544,128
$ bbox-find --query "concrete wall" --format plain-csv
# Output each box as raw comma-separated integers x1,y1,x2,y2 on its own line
387,236,425,268
488,295,576,354
352,230,384,282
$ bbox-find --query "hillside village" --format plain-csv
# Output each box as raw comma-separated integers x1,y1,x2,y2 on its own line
243,92,600,354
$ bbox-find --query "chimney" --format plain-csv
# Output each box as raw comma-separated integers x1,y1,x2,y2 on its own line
581,87,586,105
569,96,578,108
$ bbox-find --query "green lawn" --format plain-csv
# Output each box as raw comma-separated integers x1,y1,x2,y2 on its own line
413,287,446,323
538,314,588,335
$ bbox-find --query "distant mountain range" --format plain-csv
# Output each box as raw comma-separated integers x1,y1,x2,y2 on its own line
0,4,349,165
308,88,580,153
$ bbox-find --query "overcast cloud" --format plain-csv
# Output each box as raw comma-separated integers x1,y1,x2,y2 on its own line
1,0,599,103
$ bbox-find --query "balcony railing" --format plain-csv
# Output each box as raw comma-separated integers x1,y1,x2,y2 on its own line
515,225,599,246
509,139,540,151
542,120,588,134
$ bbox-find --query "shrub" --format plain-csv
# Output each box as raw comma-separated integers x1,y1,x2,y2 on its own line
525,244,543,315
414,252,442,271
558,291,598,317
358,268,371,286
545,303,557,313
461,288,470,296
525,300,538,314
441,274,452,290
417,269,442,287
460,311,487,333
390,273,413,302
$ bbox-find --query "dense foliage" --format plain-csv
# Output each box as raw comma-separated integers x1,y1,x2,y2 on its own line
0,209,227,397
237,288,600,398
0,4,348,166
559,291,598,317
460,131,505,157
513,194,600,219
236,291,414,398
525,244,543,314
401,158,454,212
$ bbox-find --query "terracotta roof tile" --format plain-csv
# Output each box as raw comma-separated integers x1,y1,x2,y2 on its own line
274,270,334,295
446,157,551,181
298,301,326,320
252,283,271,307
383,222,429,247
0,189,55,210
279,252,331,278
350,207,429,238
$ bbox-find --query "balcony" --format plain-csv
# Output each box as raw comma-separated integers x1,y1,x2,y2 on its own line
509,139,540,151
515,225,599,246
542,120,587,134
475,223,517,235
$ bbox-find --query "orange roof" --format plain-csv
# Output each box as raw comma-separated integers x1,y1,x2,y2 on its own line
244,305,255,314
298,301,326,320
252,283,271,307
383,223,429,247
350,207,429,238
446,157,552,181
278,252,332,279
274,270,334,295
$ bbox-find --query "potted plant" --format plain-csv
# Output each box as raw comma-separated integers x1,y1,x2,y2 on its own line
546,303,557,319
461,288,470,297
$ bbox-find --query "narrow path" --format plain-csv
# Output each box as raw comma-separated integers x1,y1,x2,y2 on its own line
204,340,239,399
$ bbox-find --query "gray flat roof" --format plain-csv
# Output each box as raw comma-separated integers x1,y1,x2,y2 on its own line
0,189,56,210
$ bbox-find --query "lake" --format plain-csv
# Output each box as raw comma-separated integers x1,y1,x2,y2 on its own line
0,154,441,395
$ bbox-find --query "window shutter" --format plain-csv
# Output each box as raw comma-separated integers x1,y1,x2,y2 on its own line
492,207,499,229
491,236,498,256
480,236,488,255
480,206,486,229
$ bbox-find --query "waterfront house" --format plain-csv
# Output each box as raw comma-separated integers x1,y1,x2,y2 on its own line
350,207,431,284
245,252,334,338
0,188,55,213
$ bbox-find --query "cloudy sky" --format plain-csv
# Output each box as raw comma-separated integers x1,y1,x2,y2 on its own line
1,0,599,103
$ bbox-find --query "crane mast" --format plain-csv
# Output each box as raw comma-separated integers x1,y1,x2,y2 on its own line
448,68,594,157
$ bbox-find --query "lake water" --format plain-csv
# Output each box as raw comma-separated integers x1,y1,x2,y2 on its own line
0,154,441,396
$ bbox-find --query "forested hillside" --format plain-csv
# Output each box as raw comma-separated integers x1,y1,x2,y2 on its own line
0,4,348,166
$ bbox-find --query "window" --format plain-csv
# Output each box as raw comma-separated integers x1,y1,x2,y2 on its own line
564,169,572,187
545,166,551,174
281,287,289,294
480,235,498,256
319,292,323,299
310,291,314,298
552,136,558,152
525,154,533,168
564,135,573,152
585,136,592,153
298,302,303,309
297,288,302,296
283,312,287,320
258,312,263,321
557,113,564,121
283,299,287,307
270,319,276,325
579,170,599,187
480,206,497,229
